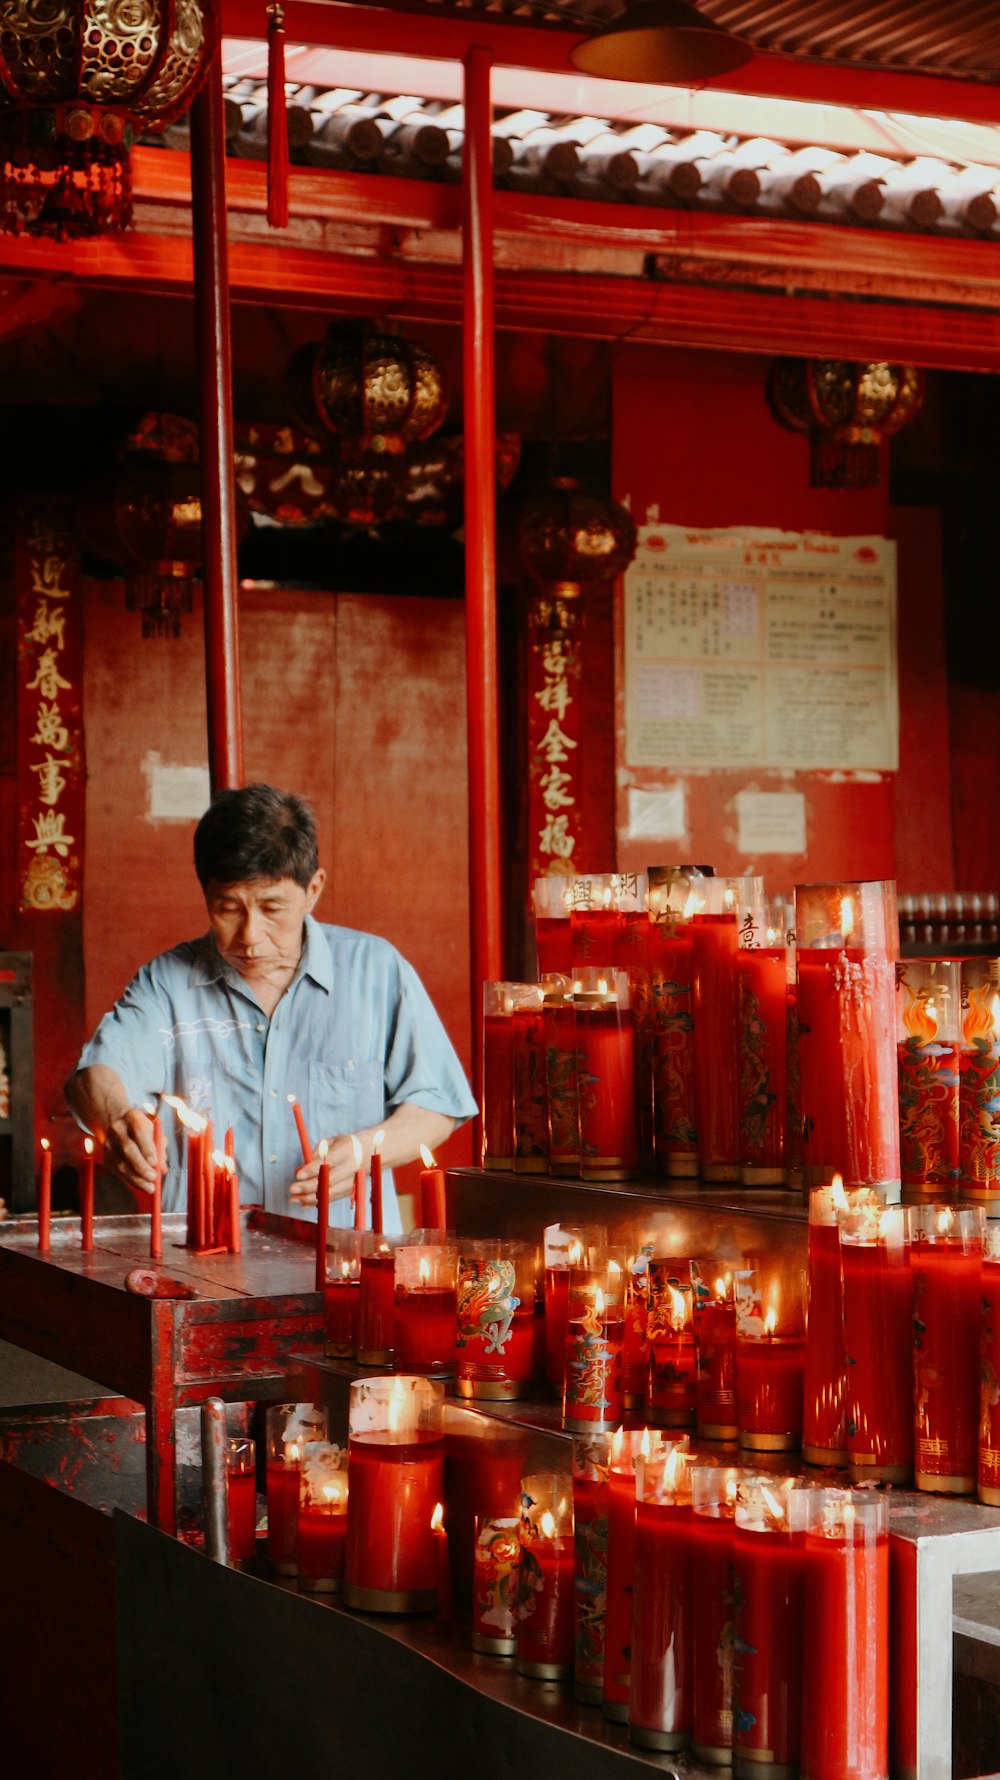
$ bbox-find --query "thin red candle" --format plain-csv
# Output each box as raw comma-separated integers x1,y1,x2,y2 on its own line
344,1376,445,1613
357,1240,395,1365
370,1131,385,1236
648,907,698,1179
691,1466,739,1766
573,969,638,1182
186,1122,202,1248
733,1477,804,1777
800,1491,889,1780
315,1139,330,1293
630,1451,693,1754
513,986,548,1173
418,1146,447,1231
37,1138,51,1253
482,984,515,1169
200,1117,214,1248
225,1154,240,1257
517,1473,575,1679
227,1459,257,1565
841,1203,913,1483
443,1414,526,1602
150,1110,165,1261
287,1092,312,1164
909,1204,983,1495
739,942,788,1185
692,897,742,1182
572,1433,612,1703
691,1267,737,1441
349,1132,365,1230
802,1179,849,1467
80,1137,95,1250
472,1515,521,1655
543,985,580,1176
647,1260,696,1429
737,1332,805,1452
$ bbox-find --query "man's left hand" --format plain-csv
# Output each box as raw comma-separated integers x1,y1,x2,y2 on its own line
289,1135,359,1209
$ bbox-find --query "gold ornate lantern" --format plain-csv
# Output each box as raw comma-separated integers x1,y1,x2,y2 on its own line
766,358,924,489
0,0,217,239
286,321,447,456
518,476,637,594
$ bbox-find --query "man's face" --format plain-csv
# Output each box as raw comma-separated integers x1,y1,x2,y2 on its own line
204,872,325,983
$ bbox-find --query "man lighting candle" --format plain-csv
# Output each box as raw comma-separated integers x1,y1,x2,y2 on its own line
65,784,477,1232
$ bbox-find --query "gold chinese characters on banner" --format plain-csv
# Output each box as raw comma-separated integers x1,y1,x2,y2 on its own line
17,502,84,912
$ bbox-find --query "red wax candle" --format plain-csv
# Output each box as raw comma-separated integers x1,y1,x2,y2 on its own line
483,989,515,1169
544,1266,572,1393
739,943,788,1185
288,1093,312,1164
266,1458,302,1572
150,1112,165,1261
737,1336,805,1451
796,946,899,1189
980,1246,1000,1504
571,903,623,965
574,973,638,1182
648,919,698,1179
80,1138,95,1250
630,1494,693,1753
37,1138,52,1252
909,1207,983,1495
225,1154,241,1257
344,1430,444,1608
227,1465,258,1565
563,1309,624,1432
315,1142,330,1292
186,1125,202,1248
647,1260,696,1429
443,1417,526,1601
297,1506,347,1591
692,1280,737,1441
516,1536,575,1674
615,905,654,1170
691,1470,738,1765
898,1010,960,1188
370,1138,384,1236
456,1241,537,1399
513,990,548,1173
543,990,580,1176
418,1157,447,1232
602,1433,663,1722
573,1455,611,1703
325,1277,360,1356
393,1286,457,1374
800,1492,889,1780
733,1484,804,1775
357,1245,395,1364
535,914,574,976
692,906,741,1182
841,1206,913,1484
802,1181,849,1467
200,1117,214,1248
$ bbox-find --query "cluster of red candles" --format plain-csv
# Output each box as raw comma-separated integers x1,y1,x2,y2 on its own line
226,1403,351,1592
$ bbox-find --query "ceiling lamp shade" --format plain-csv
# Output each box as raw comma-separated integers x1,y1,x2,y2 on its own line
766,358,925,489
0,0,217,238
569,0,752,84
518,477,637,593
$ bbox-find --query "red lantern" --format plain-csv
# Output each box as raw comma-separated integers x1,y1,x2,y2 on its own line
766,358,924,489
286,321,447,456
519,477,636,592
0,0,217,239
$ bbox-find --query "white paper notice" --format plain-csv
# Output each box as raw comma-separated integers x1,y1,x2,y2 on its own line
736,791,807,856
627,784,687,841
147,759,211,821
624,526,898,771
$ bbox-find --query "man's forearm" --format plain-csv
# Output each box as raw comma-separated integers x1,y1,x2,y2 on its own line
65,1064,134,1141
374,1104,456,1170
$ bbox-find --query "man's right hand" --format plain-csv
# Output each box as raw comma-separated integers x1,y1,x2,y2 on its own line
103,1107,159,1196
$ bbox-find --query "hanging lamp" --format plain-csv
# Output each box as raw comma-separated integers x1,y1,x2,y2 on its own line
569,0,752,84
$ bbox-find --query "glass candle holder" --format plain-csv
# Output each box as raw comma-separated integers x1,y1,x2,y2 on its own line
569,875,624,965
732,1474,804,1780
472,1515,521,1655
324,1228,362,1358
265,1402,328,1575
738,892,789,1187
542,974,580,1177
736,1261,805,1453
344,1374,445,1613
533,873,574,977
629,1444,693,1754
691,1261,738,1441
297,1442,349,1593
648,868,700,1180
795,880,900,1193
612,873,653,1170
393,1241,458,1377
691,1463,740,1767
572,1432,613,1705
603,1429,674,1723
562,1249,628,1433
907,1203,984,1496
456,1238,537,1400
799,1490,889,1780
623,1251,650,1412
693,878,762,1183
897,957,961,1195
516,1471,575,1680
647,1257,696,1429
357,1234,396,1366
226,1435,257,1567
981,1223,1000,1505
959,958,1000,1207
802,1178,850,1468
512,982,548,1174
443,1405,527,1605
482,982,516,1170
840,1201,913,1484
572,967,638,1181
543,1222,608,1395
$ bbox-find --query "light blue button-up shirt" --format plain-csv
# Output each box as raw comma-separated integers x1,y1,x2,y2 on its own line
74,916,478,1232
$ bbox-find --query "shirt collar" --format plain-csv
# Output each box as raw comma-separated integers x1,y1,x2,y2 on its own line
188,913,332,995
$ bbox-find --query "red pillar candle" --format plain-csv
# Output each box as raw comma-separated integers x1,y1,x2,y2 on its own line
691,1262,738,1441
417,1144,447,1232
732,1474,804,1778
286,1092,313,1164
570,879,623,966
357,1235,396,1365
350,1133,365,1231
456,1238,537,1400
79,1136,95,1250
648,868,701,1180
369,1127,385,1235
542,976,580,1177
794,880,900,1192
602,1429,672,1723
512,982,548,1173
516,1471,575,1679
543,1223,608,1395
630,1445,693,1754
533,874,574,977
562,1252,627,1434
896,957,961,1193
265,1402,328,1575
690,1464,739,1767
482,982,516,1169
959,963,1000,1208
738,904,788,1187
37,1137,51,1253
980,1224,1000,1505
908,1203,984,1496
840,1200,913,1484
443,1406,526,1604
647,1257,696,1429
573,967,638,1182
472,1515,521,1655
297,1442,349,1594
393,1242,458,1376
802,1177,850,1467
612,878,653,1171
226,1436,257,1566
572,1431,613,1704
800,1490,889,1780
736,1263,806,1453
344,1374,446,1613
325,1229,362,1357
693,878,753,1183
623,1254,649,1412
314,1137,330,1293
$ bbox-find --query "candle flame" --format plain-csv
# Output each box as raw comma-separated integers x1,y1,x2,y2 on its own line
595,1287,605,1314
714,1276,727,1300
211,1149,227,1168
608,1259,621,1277
286,1441,301,1464
569,1239,584,1265
163,1096,207,1134
419,1144,436,1168
902,986,939,1043
388,1376,406,1434
725,1471,739,1503
318,1138,329,1161
372,1128,386,1156
610,1427,626,1466
840,896,855,940
84,1137,94,1157
601,887,612,908
430,1501,445,1533
350,1133,363,1167
683,890,703,919
540,1509,557,1537
764,1306,778,1336
723,886,734,911
664,1445,685,1491
766,926,777,946
40,1137,49,1152
937,1206,955,1236
597,977,608,995
419,1255,431,1285
668,1284,687,1330
830,1174,847,1211
640,1427,651,1459
143,1101,156,1116
761,1484,786,1524
223,1155,236,1178
340,1260,352,1281
286,1093,299,1106
572,979,583,994
321,1482,341,1506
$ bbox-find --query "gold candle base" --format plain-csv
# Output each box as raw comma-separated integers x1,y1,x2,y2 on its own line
915,1470,975,1496
741,1166,786,1187
473,1633,516,1656
622,1391,646,1411
702,1164,741,1183
739,1430,798,1452
648,1407,696,1429
324,1341,355,1359
516,1658,573,1681
630,1726,690,1753
514,1158,547,1175
802,1443,848,1469
849,1460,911,1486
563,1414,619,1435
735,1758,796,1780
299,1575,343,1594
698,1422,739,1443
356,1347,393,1367
603,1701,629,1725
693,1742,734,1767
979,1484,1000,1506
484,1157,514,1171
575,1680,603,1706
664,1155,699,1179
456,1376,534,1401
581,1163,639,1182
343,1582,437,1614
270,1560,298,1577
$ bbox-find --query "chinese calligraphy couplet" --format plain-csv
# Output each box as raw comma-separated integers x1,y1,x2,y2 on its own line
16,500,85,914
528,591,584,884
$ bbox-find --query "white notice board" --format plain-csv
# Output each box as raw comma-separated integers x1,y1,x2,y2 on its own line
623,525,898,772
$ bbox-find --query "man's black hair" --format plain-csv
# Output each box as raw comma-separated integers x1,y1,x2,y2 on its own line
194,784,319,891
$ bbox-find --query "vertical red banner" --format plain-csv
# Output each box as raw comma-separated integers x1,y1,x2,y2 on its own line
528,591,584,884
16,501,84,913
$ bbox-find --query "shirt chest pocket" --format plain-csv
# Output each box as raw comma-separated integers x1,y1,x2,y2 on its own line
308,1059,384,1139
